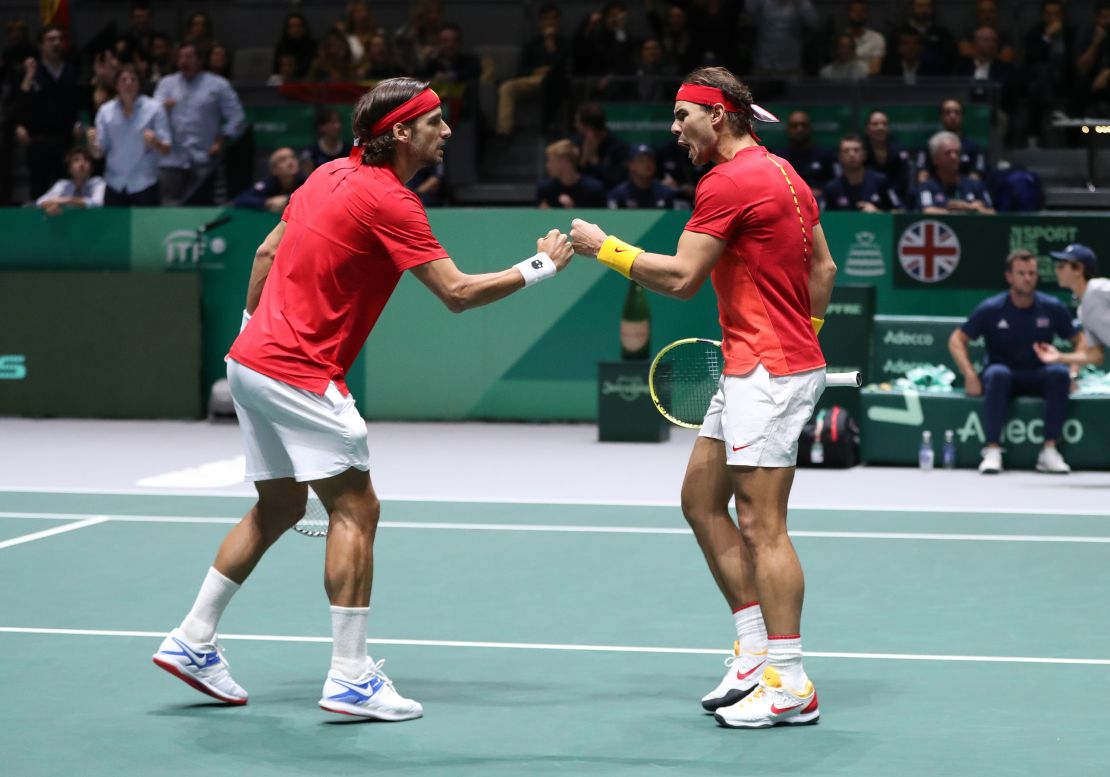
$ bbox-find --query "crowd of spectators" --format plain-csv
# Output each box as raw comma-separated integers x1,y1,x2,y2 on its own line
2,1,1109,210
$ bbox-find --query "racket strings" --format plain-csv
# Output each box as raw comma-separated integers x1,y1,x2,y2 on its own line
295,497,330,537
655,341,723,426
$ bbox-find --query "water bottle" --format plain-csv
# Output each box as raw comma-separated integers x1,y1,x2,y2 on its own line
918,430,935,470
942,430,956,469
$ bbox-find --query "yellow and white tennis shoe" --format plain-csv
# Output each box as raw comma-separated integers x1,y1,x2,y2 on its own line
714,666,819,728
319,659,423,721
701,640,766,712
152,628,248,705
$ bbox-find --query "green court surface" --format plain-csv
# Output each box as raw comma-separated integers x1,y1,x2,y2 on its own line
3,490,1109,776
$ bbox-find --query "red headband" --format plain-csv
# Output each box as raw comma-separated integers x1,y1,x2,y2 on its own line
370,88,441,136
675,83,742,113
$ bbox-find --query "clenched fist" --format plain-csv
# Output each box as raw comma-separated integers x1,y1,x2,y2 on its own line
569,218,607,257
537,228,573,271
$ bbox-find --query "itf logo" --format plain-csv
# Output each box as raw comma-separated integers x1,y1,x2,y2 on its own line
162,230,228,266
898,220,961,283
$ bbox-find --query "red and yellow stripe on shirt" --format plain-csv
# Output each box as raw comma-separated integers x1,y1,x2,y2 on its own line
684,145,825,376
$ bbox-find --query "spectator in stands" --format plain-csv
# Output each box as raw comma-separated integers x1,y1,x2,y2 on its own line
13,25,83,201
418,23,481,85
338,1,382,72
776,110,835,190
206,43,232,80
688,0,744,72
648,2,701,74
896,0,957,74
863,110,915,200
496,3,570,136
822,134,900,212
182,11,215,55
1075,1,1110,116
958,0,1014,63
654,136,706,208
87,64,170,206
912,131,994,213
634,38,676,101
573,1,638,91
1,19,35,80
956,27,1016,123
408,161,446,207
364,33,402,79
308,30,357,82
90,48,121,95
122,3,162,59
949,249,1078,474
915,99,988,180
572,102,630,190
146,33,174,89
1024,0,1075,143
35,147,104,215
393,0,442,74
845,0,885,76
299,108,349,175
881,28,942,83
273,13,316,81
233,146,306,212
820,34,870,80
154,42,246,205
747,0,819,77
536,139,606,208
1037,245,1110,369
269,53,299,85
607,144,675,208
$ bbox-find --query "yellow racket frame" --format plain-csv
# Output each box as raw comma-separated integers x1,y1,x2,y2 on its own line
648,338,723,429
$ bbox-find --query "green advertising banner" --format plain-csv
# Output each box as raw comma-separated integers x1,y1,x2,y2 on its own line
860,389,1109,470
871,315,983,388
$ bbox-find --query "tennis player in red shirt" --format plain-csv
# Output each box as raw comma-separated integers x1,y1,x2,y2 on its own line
152,77,573,720
571,67,837,729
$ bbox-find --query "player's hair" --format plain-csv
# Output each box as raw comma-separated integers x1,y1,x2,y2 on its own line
545,139,580,165
927,130,960,159
1005,249,1036,271
681,67,754,138
352,76,430,165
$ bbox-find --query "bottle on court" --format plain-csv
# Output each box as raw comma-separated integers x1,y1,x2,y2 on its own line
919,430,935,470
942,430,956,469
620,281,651,360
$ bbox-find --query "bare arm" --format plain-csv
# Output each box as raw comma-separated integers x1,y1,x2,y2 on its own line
244,221,285,314
568,218,722,300
1034,337,1105,367
410,229,573,313
809,224,837,319
948,327,983,395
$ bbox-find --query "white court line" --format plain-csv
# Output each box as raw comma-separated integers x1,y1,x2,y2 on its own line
2,512,1110,543
0,517,108,550
1,626,1108,666
0,485,1107,517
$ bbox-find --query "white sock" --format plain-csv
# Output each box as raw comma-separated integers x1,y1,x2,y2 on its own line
330,605,370,678
179,567,240,644
732,602,768,658
767,634,808,690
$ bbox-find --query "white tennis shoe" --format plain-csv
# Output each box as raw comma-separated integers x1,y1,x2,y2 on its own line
319,659,423,721
714,666,819,729
701,641,766,711
152,628,248,705
978,447,1003,474
1036,446,1071,474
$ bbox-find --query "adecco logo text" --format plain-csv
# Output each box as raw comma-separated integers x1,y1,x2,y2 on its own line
883,330,934,346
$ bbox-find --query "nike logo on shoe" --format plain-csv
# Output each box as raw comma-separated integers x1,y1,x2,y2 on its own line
167,637,221,668
770,701,805,714
735,662,765,681
328,675,385,704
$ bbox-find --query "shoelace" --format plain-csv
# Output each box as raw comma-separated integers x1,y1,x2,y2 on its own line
365,658,396,690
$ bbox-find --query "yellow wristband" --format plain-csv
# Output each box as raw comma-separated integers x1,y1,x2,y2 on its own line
597,235,644,279
811,316,824,335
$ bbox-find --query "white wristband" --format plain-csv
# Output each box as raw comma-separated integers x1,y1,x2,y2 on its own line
240,309,251,332
513,252,557,287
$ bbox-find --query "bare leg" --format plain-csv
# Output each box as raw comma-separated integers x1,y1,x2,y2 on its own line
681,436,758,609
731,466,803,636
213,477,308,583
310,467,380,608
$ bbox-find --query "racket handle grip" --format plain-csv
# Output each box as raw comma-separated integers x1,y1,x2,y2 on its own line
826,371,862,388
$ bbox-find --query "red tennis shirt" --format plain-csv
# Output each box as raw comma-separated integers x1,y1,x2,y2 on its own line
229,158,448,394
684,144,825,377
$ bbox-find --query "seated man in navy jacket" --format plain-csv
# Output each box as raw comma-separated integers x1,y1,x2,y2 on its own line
821,134,901,212
233,147,307,213
948,249,1079,474
912,131,994,213
607,144,676,209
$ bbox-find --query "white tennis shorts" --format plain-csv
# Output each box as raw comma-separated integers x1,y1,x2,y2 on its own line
699,364,826,467
227,359,370,482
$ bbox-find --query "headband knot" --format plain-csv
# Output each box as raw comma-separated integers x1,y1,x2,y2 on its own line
369,88,441,137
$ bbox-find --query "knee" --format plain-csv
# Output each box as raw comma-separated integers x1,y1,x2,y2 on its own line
1044,364,1071,387
982,364,1012,389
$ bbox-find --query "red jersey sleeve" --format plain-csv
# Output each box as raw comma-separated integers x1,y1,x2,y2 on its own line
684,170,744,240
371,189,450,272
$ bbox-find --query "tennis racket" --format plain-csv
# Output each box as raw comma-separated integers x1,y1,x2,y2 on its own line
293,495,330,537
648,338,862,429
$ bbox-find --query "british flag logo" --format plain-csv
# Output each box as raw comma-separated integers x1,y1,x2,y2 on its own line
897,220,961,284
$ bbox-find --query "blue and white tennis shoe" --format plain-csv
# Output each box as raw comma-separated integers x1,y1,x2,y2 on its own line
152,628,248,705
319,658,423,720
